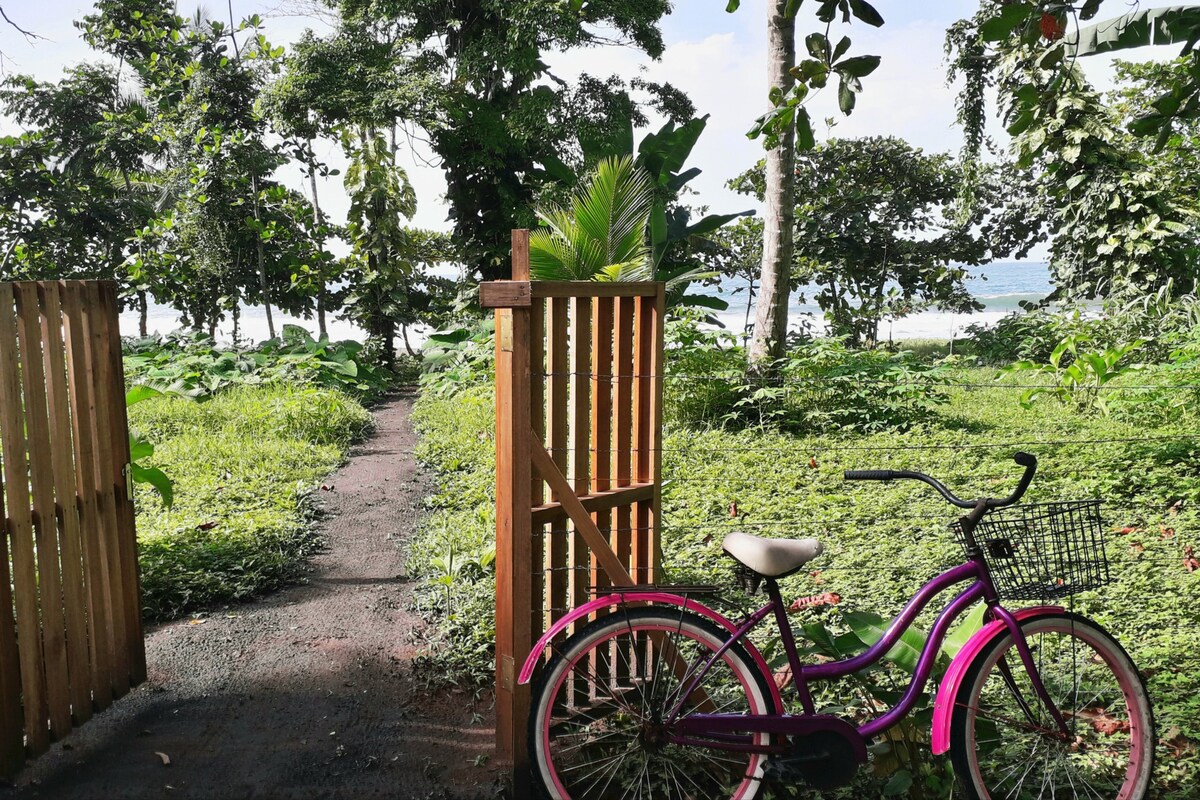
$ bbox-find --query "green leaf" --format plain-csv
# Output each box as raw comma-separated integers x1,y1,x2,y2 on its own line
980,3,1034,42
806,32,830,62
128,434,154,462
848,0,884,28
843,610,929,674
943,602,987,658
796,107,816,150
126,384,162,407
130,463,174,508
838,79,856,114
725,0,740,11
831,36,851,62
883,769,914,796
836,54,881,78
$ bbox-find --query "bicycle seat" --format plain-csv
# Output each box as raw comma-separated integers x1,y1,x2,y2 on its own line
722,531,823,578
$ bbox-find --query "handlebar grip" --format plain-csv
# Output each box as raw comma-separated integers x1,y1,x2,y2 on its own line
844,470,895,481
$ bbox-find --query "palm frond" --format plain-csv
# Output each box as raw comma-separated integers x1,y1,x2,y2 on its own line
529,154,654,282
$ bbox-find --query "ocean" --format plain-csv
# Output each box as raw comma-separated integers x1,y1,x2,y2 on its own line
118,261,1053,345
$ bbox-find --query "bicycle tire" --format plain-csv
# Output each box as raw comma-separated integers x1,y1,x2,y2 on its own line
949,612,1155,800
527,606,779,800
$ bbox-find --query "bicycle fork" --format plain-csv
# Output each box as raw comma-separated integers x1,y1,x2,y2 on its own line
990,604,1072,739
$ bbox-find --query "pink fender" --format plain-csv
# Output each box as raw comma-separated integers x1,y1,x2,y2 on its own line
931,606,1065,755
517,592,785,711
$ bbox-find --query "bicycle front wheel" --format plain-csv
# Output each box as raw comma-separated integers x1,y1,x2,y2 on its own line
528,607,778,800
949,612,1154,800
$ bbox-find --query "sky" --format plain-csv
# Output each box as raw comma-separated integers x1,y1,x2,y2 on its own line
0,0,1185,256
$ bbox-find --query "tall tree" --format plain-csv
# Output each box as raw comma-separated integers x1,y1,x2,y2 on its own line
751,0,797,366
322,0,678,280
342,129,417,367
727,0,885,367
733,138,1044,345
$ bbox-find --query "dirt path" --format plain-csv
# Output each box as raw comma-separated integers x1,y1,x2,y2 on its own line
11,394,497,800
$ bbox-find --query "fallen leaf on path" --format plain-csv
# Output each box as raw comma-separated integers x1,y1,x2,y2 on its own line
187,619,207,626
155,752,171,766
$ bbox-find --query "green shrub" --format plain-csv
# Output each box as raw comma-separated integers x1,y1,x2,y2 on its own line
124,326,395,401
128,385,371,619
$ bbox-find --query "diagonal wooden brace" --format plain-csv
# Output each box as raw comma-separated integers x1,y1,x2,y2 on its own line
530,437,632,586
529,432,716,713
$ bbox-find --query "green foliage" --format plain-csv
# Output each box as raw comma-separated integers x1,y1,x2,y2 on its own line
529,155,654,281
1006,333,1145,414
412,361,1200,797
123,326,395,401
947,2,1200,302
731,138,1041,346
128,384,372,619
418,318,496,398
734,0,886,150
663,317,950,434
408,384,497,688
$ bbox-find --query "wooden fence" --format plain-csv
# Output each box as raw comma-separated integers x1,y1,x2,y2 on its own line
481,231,665,779
0,280,145,778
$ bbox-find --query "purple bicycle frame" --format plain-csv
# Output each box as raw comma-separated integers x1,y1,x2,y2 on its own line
667,551,1067,748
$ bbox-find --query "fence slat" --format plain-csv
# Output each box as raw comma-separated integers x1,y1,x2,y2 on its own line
0,339,25,775
0,284,50,753
14,284,73,739
84,282,131,695
590,297,614,601
37,283,94,724
613,297,635,582
97,283,145,684
61,282,113,710
546,299,570,633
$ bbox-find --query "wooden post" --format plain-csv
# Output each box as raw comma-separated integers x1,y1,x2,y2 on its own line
495,230,533,785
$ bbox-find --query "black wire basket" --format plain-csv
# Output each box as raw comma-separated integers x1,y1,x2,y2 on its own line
950,500,1111,601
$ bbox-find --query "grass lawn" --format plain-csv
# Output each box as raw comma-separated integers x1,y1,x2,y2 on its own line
411,366,1200,797
127,384,373,620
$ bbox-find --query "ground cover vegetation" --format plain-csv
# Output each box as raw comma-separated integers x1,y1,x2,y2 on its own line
120,331,377,620
411,309,1200,797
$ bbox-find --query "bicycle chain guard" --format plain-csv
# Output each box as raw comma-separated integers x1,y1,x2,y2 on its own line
765,730,861,790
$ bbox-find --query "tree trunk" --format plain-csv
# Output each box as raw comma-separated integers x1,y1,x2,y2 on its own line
251,175,276,340
401,324,416,357
138,290,148,338
748,0,797,371
306,138,328,338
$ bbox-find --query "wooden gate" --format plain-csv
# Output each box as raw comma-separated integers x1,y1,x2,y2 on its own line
0,280,145,778
482,230,666,778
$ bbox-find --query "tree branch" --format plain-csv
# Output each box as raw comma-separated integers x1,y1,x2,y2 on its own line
0,6,45,42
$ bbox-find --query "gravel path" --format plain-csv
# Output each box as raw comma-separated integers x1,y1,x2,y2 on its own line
11,394,497,800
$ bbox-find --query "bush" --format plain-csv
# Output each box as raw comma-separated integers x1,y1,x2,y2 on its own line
124,326,395,402
664,318,950,434
128,384,373,619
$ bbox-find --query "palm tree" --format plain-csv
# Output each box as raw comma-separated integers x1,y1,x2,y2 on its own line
529,155,655,282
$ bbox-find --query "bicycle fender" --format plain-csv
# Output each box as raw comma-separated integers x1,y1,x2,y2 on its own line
931,606,1064,755
517,592,784,710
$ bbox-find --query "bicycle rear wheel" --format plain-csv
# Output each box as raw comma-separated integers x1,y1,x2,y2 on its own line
528,607,778,800
949,612,1154,800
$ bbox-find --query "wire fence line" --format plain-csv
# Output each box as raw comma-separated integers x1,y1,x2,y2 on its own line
530,370,1200,391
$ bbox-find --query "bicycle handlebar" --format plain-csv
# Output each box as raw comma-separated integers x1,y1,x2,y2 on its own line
844,452,1038,510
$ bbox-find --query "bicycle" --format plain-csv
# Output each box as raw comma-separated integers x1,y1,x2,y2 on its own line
520,453,1155,799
